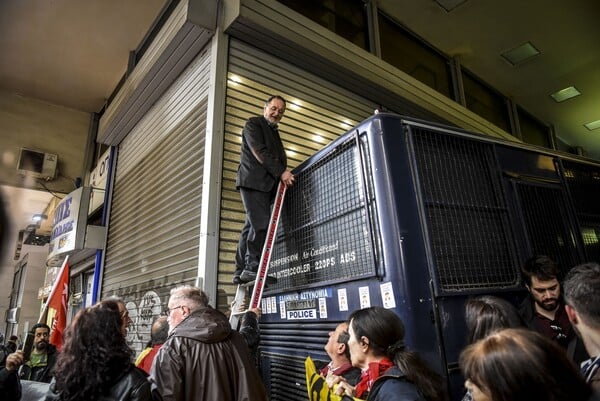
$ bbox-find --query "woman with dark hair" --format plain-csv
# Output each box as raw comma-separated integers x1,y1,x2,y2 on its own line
99,297,133,336
465,295,525,345
331,306,447,401
44,300,151,401
461,296,525,401
460,328,595,401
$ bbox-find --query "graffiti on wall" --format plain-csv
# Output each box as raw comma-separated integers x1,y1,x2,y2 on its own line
123,290,164,355
109,276,192,355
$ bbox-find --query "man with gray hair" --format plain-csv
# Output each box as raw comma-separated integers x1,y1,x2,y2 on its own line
564,262,600,391
149,285,267,401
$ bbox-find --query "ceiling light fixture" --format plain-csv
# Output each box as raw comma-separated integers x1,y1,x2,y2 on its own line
434,0,467,12
32,213,47,222
550,86,581,103
501,42,540,66
584,119,600,131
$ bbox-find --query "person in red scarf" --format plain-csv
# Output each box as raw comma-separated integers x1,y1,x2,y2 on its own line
329,306,448,401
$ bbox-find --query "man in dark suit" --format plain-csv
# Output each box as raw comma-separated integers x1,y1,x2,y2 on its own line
234,95,295,284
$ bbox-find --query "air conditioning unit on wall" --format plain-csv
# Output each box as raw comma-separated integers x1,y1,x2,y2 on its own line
16,148,58,180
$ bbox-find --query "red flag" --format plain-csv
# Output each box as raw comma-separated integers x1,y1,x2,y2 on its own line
47,258,69,350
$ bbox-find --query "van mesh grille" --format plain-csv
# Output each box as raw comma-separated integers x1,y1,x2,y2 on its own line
516,183,580,277
562,160,600,262
410,127,520,291
265,136,377,293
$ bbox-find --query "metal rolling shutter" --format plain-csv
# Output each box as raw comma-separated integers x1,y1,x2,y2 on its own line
217,39,376,309
102,45,211,338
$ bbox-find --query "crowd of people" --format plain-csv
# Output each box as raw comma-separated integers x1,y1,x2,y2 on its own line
316,257,600,401
0,286,267,401
1,96,599,401
0,259,599,401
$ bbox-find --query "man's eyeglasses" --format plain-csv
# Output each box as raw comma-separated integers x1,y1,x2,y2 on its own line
166,305,185,316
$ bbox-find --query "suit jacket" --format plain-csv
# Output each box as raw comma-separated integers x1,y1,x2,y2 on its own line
236,116,287,192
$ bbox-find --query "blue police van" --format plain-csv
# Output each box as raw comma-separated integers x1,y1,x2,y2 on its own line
255,113,600,400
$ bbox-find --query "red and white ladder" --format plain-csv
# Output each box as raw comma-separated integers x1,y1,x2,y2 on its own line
229,182,287,329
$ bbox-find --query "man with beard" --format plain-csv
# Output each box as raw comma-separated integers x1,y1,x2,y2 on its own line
18,323,57,383
518,255,587,363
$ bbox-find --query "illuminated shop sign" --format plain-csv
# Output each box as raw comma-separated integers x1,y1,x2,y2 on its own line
47,187,92,264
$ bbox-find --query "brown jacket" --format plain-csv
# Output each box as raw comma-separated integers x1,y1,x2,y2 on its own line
149,307,267,401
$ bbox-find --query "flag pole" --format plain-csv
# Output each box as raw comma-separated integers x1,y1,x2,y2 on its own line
38,255,69,324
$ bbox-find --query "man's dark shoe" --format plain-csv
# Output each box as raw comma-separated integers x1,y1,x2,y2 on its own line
239,269,257,283
240,269,277,284
232,273,242,284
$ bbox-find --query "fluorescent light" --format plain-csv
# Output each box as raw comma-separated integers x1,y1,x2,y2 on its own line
313,134,325,143
227,74,242,86
584,119,600,131
32,214,47,222
501,42,540,66
550,86,581,103
289,100,302,111
435,0,467,12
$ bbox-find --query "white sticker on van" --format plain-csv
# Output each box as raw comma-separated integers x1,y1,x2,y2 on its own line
338,288,349,311
287,309,317,320
319,298,327,319
380,282,396,309
359,286,371,309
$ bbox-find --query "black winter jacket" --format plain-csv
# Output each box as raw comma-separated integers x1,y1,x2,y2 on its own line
0,367,21,401
239,311,260,348
19,344,58,383
44,364,151,401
